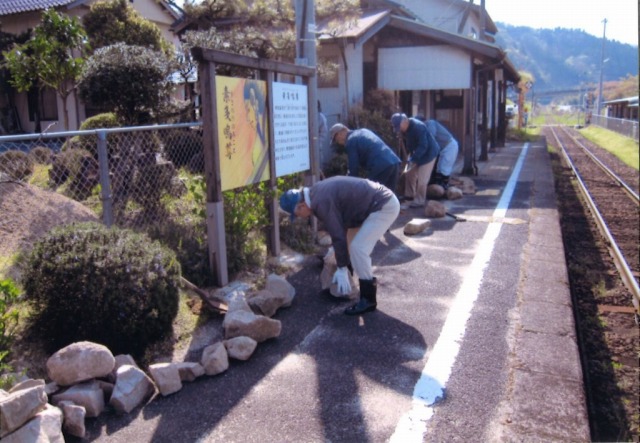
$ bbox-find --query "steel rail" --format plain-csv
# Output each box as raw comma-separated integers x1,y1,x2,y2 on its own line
548,125,640,321
559,126,639,202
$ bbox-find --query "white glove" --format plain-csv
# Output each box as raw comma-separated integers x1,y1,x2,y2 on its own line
332,266,352,295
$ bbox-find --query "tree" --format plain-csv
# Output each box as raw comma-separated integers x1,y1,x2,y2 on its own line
179,0,360,64
77,43,175,125
2,9,88,131
82,0,173,56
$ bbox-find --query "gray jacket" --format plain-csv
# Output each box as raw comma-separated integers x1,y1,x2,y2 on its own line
309,176,394,268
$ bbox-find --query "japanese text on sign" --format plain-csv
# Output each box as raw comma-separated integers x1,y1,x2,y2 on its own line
272,82,310,177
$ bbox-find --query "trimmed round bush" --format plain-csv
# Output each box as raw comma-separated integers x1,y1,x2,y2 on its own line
22,222,181,355
161,128,203,169
29,146,54,165
0,150,34,180
62,112,121,160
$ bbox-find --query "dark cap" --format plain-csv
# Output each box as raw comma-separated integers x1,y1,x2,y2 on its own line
391,113,407,132
279,189,302,221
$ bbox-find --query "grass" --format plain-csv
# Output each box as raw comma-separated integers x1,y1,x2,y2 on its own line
578,125,640,170
532,108,639,170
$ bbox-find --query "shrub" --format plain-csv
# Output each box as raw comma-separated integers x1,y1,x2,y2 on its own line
49,148,98,200
0,150,34,180
22,222,181,356
0,278,20,382
29,146,54,164
224,183,272,275
347,103,398,150
62,112,121,160
147,215,211,287
160,128,203,169
78,43,174,125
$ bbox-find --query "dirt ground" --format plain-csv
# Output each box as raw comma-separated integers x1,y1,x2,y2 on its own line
547,142,639,441
0,180,99,279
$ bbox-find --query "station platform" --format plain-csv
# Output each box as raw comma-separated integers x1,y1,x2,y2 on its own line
85,138,592,442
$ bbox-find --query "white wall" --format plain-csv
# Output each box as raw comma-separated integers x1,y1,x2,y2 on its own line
378,46,472,90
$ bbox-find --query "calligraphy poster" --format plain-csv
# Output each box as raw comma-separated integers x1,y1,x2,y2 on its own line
272,82,310,177
216,76,270,191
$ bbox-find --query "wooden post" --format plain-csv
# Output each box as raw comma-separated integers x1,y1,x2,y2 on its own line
266,71,280,257
197,59,228,287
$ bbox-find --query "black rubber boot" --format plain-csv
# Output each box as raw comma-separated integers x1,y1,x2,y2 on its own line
441,174,450,190
429,172,443,186
345,278,377,315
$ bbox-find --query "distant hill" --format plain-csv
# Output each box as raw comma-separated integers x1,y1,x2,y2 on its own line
495,23,639,99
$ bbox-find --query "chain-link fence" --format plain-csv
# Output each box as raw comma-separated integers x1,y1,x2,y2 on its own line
591,115,639,140
0,122,209,282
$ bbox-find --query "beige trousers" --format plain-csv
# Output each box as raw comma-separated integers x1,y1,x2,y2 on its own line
404,159,436,204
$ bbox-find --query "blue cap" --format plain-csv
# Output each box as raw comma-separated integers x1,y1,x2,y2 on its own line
391,113,407,133
279,189,302,221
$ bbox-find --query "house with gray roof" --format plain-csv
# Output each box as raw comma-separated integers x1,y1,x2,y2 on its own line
0,0,180,134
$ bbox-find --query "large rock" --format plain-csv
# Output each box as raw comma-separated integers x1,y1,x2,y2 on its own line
248,274,296,316
58,400,86,438
403,218,432,235
109,365,156,413
427,184,446,199
0,384,48,437
247,289,288,317
201,342,229,376
175,362,205,382
224,336,258,361
222,309,282,343
107,354,139,383
446,186,463,200
46,341,115,386
450,176,476,194
8,378,45,394
1,404,63,443
424,200,446,218
148,363,182,397
265,274,295,308
51,380,105,417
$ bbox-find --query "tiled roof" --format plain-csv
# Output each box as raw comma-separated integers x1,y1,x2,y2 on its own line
0,0,79,16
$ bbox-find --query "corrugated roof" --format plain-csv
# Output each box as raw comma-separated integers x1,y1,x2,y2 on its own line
603,96,639,105
0,0,78,16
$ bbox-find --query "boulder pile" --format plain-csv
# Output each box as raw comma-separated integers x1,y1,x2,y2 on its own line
0,273,294,441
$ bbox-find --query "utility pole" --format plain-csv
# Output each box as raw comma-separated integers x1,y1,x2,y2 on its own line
596,18,607,116
479,0,486,40
295,0,319,182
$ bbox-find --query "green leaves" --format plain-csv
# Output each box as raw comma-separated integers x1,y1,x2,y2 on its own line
2,9,89,129
78,43,174,125
0,278,20,363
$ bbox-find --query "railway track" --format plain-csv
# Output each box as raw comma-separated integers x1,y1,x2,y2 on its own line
543,124,639,441
546,125,639,317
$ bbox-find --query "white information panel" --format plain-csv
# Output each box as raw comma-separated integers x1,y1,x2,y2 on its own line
272,82,310,177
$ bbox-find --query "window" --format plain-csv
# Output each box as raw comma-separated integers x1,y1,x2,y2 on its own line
28,87,58,121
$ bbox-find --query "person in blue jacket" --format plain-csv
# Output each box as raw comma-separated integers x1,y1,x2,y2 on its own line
424,119,459,190
329,123,401,194
390,113,440,207
279,176,400,315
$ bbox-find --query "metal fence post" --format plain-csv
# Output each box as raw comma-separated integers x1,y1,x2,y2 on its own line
96,130,114,227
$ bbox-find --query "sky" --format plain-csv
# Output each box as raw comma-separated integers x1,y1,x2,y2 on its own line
484,0,639,46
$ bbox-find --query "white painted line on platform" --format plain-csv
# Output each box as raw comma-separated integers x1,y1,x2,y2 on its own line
390,143,530,442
